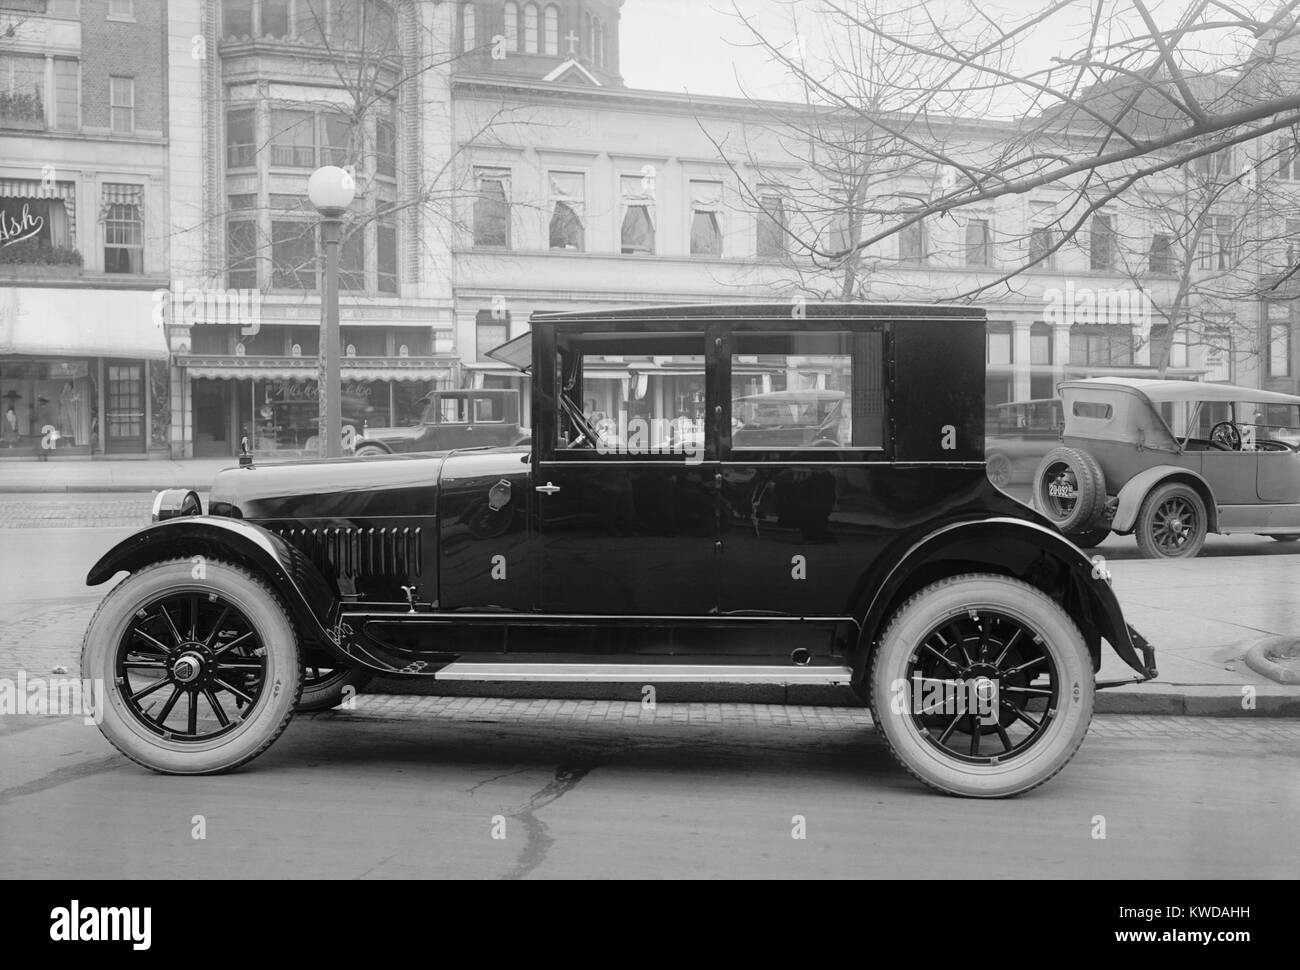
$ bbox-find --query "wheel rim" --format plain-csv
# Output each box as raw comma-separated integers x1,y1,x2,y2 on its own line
115,591,267,742
1040,461,1078,519
904,609,1061,765
1151,496,1197,553
988,457,1011,486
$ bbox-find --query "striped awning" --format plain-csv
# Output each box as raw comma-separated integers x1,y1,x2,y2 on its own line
100,183,144,221
0,178,76,242
178,355,453,383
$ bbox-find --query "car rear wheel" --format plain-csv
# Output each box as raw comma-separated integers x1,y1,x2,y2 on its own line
297,665,372,712
869,574,1093,798
81,559,301,775
1033,447,1107,533
354,444,389,458
1135,482,1207,559
1269,534,1300,543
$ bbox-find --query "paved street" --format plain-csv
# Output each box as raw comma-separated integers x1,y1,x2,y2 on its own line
1,491,1298,878
2,701,1297,879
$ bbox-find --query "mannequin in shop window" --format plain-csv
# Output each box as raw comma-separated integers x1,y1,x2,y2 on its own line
3,405,18,445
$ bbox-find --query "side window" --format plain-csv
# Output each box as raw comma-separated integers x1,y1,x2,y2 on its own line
440,398,469,423
730,331,884,451
473,398,503,423
554,332,706,461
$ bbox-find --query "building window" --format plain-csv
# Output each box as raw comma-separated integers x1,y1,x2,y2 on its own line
294,0,323,43
1192,147,1231,177
898,219,927,264
321,112,353,167
102,184,143,274
1277,137,1300,181
1148,232,1174,275
548,171,584,251
108,0,133,20
270,108,315,168
271,220,317,289
377,220,398,294
1196,215,1235,270
0,53,46,129
340,225,365,292
1270,322,1291,378
504,1,518,51
1090,213,1115,271
375,111,396,178
620,174,655,255
1284,218,1300,266
328,0,362,47
227,220,258,289
109,76,134,134
523,3,538,53
987,328,1013,365
757,187,786,258
461,2,475,52
222,0,254,38
1204,325,1232,381
1028,226,1055,269
543,5,558,55
48,1,80,18
965,217,991,266
1070,326,1133,366
1030,321,1052,365
472,168,510,248
689,180,723,257
226,107,256,168
52,58,78,130
586,13,595,60
476,308,509,358
596,19,606,69
261,0,291,39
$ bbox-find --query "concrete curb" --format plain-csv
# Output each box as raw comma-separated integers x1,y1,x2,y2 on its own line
365,677,1300,717
1244,638,1300,685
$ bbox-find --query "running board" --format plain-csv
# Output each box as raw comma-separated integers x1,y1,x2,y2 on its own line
433,662,854,685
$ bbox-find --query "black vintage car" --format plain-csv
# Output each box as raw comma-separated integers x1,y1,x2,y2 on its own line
83,304,1156,797
352,388,530,456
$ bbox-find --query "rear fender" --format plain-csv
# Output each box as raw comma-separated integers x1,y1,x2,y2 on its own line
1112,465,1217,533
852,517,1155,682
86,517,343,655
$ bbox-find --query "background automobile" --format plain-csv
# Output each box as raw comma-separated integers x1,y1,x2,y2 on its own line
1033,377,1300,557
81,304,1155,798
985,398,1063,488
352,388,530,456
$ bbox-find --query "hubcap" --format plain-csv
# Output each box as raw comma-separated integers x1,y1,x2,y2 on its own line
115,592,267,742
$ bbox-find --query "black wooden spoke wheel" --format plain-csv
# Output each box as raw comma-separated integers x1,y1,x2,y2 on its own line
870,574,1093,797
83,560,301,774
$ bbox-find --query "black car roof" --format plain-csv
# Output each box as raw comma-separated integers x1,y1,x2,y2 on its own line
529,303,986,325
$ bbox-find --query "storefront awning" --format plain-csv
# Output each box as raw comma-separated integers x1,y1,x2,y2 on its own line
1,286,168,360
178,355,454,383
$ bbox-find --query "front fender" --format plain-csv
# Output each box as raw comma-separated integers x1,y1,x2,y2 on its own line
86,516,343,655
1112,465,1217,533
854,517,1156,681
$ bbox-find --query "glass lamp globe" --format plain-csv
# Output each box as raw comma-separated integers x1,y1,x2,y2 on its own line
307,166,356,216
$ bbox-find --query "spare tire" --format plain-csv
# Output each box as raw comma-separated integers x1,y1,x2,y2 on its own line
1034,446,1107,534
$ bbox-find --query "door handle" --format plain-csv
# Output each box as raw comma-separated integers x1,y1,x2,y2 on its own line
535,482,562,495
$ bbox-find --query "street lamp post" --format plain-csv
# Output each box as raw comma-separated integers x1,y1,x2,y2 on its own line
307,165,356,459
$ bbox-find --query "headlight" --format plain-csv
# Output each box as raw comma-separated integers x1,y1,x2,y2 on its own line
151,489,202,522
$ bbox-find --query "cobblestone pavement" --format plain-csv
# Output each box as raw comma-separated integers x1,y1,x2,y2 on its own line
0,494,155,529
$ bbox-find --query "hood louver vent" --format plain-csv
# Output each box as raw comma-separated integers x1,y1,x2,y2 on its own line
273,527,423,579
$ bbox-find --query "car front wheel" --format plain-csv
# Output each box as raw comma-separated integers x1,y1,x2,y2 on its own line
1135,482,1207,559
354,444,390,458
82,559,301,774
869,574,1093,798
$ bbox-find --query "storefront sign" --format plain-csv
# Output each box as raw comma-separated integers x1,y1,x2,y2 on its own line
0,200,49,247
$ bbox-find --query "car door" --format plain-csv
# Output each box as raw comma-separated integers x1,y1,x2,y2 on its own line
533,323,719,615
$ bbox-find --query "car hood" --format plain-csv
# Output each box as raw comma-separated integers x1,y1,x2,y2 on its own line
208,448,528,520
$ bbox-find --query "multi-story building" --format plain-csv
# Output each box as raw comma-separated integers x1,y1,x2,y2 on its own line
0,0,171,457
156,0,1295,460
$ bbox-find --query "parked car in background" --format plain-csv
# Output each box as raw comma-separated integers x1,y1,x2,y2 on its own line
732,388,847,449
81,304,1155,797
985,398,1063,488
1033,377,1300,557
352,388,530,456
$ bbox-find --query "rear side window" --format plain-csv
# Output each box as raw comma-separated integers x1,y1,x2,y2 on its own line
731,330,884,450
1072,401,1113,419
